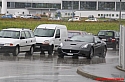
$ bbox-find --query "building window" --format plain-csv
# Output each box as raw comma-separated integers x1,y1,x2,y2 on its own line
80,1,96,10
116,14,119,17
112,14,114,17
116,2,125,11
65,13,67,15
98,14,100,16
62,1,79,10
98,2,115,10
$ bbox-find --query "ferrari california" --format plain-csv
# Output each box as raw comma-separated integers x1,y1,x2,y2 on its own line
57,35,107,59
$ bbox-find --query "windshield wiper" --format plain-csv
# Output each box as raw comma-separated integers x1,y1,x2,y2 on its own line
3,36,12,38
35,35,43,37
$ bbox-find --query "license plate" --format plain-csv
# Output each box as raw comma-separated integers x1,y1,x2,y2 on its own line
35,46,40,48
67,53,73,55
102,39,106,41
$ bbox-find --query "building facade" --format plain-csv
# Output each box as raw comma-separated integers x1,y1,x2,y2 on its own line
0,0,125,18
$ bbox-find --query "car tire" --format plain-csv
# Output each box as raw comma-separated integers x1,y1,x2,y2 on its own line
48,46,53,55
13,46,19,56
87,48,94,59
101,46,107,58
26,46,34,56
58,54,64,58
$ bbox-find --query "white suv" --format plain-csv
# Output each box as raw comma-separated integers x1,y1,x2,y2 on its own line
0,28,36,56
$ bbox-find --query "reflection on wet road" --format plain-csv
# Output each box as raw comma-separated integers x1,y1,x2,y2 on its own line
0,49,119,82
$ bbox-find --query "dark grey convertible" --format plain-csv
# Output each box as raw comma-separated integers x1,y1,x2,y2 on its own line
57,35,107,59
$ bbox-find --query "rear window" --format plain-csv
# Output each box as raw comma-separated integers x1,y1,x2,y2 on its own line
68,32,80,38
98,31,114,37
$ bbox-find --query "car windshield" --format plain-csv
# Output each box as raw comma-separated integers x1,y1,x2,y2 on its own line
0,30,20,39
98,31,113,37
34,28,55,37
70,35,93,42
68,32,80,38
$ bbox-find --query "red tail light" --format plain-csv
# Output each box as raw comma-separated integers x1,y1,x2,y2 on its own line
111,39,116,42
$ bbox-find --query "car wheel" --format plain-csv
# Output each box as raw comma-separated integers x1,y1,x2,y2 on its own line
58,54,64,58
87,48,94,59
48,46,53,55
101,47,107,58
26,46,34,56
13,46,19,56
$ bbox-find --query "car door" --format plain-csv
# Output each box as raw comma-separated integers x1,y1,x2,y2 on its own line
54,29,61,50
94,36,102,55
20,31,29,51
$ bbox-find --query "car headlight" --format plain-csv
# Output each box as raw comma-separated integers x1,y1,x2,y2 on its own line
43,40,49,44
81,44,88,48
59,43,63,47
4,43,13,46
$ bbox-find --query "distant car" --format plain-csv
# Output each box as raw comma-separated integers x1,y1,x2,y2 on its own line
68,30,88,38
48,17,62,20
85,18,98,22
97,30,119,50
68,17,81,21
0,28,36,56
57,35,107,59
20,14,33,18
1,14,13,18
32,16,41,19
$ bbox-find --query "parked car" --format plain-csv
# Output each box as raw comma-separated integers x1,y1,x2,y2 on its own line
1,14,13,18
97,30,119,50
68,30,88,38
57,35,107,59
48,17,62,20
85,18,98,22
20,14,33,18
32,16,41,19
33,24,68,55
68,17,81,21
0,28,36,56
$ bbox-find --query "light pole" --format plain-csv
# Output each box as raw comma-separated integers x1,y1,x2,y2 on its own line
72,1,74,21
119,0,122,67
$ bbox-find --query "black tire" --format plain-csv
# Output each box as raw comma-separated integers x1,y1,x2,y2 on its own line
86,48,94,59
13,46,19,56
101,47,107,58
58,54,64,58
27,46,34,56
48,46,53,55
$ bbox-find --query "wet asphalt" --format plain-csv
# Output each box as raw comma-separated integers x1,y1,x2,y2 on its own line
0,48,119,82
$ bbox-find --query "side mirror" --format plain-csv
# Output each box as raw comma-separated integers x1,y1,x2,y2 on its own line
20,37,25,39
55,35,60,38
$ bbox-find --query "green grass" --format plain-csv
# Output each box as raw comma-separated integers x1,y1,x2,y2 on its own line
0,18,122,35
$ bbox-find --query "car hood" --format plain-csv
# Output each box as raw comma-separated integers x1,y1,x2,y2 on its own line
0,38,19,44
35,37,54,43
62,41,88,49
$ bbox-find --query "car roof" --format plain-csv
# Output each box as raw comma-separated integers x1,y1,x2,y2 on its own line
99,30,118,32
2,28,31,31
68,30,87,33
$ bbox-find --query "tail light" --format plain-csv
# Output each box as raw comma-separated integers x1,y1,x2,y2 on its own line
111,39,116,42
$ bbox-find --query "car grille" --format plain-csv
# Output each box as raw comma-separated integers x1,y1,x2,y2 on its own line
62,49,79,53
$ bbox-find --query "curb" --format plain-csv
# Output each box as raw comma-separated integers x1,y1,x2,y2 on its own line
116,65,125,72
77,67,103,80
77,67,124,82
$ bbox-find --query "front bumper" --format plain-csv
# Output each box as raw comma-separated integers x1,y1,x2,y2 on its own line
57,47,90,57
0,46,16,53
34,43,51,51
